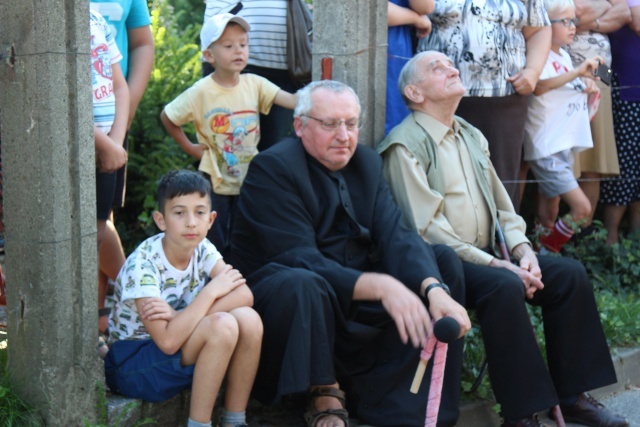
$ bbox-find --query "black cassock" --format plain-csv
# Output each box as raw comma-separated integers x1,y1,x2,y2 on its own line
231,138,465,426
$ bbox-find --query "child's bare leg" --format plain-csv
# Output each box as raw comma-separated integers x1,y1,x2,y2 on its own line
98,219,126,332
537,192,560,229
560,187,592,228
97,219,107,248
100,219,126,280
98,270,110,333
578,172,600,225
223,307,263,413
181,312,239,423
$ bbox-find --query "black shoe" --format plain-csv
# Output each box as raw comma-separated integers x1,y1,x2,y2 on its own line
556,393,629,427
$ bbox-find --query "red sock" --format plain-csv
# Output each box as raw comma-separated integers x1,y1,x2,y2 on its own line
539,219,574,253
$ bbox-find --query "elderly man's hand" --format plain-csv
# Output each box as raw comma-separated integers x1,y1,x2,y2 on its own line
489,249,544,299
513,243,542,280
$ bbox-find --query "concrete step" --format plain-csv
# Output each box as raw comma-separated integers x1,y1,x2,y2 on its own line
106,347,640,427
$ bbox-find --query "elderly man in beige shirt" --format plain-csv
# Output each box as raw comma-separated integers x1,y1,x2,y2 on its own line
378,50,628,427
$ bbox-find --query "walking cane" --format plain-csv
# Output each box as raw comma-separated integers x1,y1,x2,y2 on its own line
410,318,460,427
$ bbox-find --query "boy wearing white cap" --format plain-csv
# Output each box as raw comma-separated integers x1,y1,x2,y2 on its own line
161,13,297,260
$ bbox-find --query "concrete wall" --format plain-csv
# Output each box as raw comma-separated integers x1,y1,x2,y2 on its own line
312,0,387,148
0,0,100,424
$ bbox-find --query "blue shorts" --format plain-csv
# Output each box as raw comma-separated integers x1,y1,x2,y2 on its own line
104,339,195,402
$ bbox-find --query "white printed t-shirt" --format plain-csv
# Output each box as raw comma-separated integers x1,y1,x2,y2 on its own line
524,48,593,161
90,9,123,134
164,74,280,195
108,234,222,344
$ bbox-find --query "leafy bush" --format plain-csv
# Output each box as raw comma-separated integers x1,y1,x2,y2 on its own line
118,0,204,253
0,332,44,426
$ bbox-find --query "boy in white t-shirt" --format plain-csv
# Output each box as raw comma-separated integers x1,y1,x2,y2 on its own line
105,170,263,427
160,13,297,259
524,0,602,253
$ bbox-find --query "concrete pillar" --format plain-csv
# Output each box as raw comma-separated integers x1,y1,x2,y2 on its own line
313,0,388,147
0,0,100,424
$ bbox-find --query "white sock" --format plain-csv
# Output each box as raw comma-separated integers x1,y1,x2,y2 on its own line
187,418,211,427
220,409,246,426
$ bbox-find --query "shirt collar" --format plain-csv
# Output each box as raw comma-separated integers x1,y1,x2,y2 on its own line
412,111,458,145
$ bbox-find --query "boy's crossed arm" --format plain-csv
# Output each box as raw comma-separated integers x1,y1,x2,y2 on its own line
136,261,247,355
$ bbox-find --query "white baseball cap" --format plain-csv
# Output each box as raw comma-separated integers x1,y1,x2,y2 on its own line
200,13,251,51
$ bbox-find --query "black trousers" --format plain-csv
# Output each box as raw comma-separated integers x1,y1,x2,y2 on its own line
248,244,465,427
463,255,617,420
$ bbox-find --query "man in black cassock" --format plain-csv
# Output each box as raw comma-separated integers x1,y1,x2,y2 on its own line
231,80,471,427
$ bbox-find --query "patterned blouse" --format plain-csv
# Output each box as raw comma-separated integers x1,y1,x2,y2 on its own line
418,0,550,97
564,31,612,68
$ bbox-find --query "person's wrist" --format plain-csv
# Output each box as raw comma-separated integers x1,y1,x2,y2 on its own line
424,282,451,297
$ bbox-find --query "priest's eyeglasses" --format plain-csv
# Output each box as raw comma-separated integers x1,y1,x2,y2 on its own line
302,115,362,131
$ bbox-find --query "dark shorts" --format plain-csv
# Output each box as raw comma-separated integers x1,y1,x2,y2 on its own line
104,339,194,402
96,170,117,221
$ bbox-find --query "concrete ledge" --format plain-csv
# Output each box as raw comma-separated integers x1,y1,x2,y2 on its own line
107,347,640,426
454,346,640,427
106,392,191,427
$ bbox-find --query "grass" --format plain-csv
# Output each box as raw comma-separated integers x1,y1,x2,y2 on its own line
0,330,44,426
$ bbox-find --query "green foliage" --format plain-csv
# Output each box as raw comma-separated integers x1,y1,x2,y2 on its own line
559,223,640,348
119,0,203,253
0,334,44,426
0,381,43,427
562,224,640,294
461,323,493,401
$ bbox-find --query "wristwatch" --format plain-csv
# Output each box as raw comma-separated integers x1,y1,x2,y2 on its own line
423,282,451,297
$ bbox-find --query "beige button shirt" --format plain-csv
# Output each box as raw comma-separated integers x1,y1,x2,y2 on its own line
382,112,530,266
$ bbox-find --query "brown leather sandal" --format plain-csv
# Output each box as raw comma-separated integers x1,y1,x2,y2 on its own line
304,387,350,427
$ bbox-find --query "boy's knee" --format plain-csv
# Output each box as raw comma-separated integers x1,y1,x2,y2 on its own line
231,307,264,337
205,312,239,343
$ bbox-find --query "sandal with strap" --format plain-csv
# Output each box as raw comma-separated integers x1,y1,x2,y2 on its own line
304,387,350,427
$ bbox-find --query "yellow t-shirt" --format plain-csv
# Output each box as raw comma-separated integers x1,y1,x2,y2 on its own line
165,73,280,195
